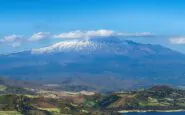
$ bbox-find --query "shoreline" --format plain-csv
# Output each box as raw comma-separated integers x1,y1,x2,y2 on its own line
118,109,185,113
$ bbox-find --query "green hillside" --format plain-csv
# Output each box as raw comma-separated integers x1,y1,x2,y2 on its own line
0,85,185,114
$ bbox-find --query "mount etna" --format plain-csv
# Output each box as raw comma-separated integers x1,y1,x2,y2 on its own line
1,37,185,92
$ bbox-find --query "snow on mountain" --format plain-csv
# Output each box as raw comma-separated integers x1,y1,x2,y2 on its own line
31,37,156,57
32,40,100,54
31,37,124,54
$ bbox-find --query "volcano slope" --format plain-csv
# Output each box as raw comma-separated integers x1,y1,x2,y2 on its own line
1,37,185,92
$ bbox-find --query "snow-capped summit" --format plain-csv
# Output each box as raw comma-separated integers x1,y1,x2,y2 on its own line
30,37,161,56
31,39,102,54
31,37,125,54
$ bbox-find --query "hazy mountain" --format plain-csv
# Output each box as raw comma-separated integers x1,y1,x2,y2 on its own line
1,37,185,91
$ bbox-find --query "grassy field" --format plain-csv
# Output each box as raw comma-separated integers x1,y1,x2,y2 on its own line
38,108,60,113
0,85,6,91
0,111,22,115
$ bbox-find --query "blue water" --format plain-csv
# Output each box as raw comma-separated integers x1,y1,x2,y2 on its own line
124,112,185,115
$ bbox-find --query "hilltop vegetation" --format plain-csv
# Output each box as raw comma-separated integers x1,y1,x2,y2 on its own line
0,85,185,114
99,86,185,111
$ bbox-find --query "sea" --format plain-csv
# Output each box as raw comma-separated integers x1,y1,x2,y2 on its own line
123,112,185,115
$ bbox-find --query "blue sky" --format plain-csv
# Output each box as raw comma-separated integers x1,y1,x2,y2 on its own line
1,0,185,53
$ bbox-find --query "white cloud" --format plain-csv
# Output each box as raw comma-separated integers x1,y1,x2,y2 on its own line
29,32,51,41
1,35,24,47
53,30,115,39
3,35,23,42
54,30,153,39
0,30,154,49
169,37,185,44
119,32,153,37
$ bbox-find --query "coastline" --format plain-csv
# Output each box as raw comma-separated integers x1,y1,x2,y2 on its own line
118,109,185,113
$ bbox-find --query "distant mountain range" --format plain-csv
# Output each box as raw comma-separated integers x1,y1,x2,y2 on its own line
1,37,185,92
